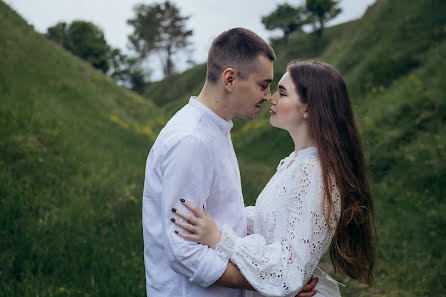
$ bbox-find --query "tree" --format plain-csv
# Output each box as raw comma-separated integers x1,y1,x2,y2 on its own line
261,3,309,41
109,48,150,94
127,1,193,76
306,0,342,38
46,22,70,49
67,21,110,73
46,20,110,73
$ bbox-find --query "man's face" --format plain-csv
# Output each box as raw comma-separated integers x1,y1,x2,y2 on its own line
231,55,274,120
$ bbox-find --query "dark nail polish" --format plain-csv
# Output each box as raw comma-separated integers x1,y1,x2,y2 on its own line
171,218,176,222
174,230,178,234
172,208,176,212
180,198,185,203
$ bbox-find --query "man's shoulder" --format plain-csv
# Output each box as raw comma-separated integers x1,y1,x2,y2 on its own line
154,125,211,157
159,108,215,146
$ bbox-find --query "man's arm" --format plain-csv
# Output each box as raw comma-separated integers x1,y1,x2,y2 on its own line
160,136,227,287
216,262,318,296
215,262,254,290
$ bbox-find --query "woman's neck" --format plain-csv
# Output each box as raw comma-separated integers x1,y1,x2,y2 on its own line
288,125,315,156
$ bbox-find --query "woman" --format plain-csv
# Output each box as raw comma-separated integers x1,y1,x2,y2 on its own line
171,61,375,296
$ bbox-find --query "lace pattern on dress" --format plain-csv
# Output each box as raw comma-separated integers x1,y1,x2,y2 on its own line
216,148,342,297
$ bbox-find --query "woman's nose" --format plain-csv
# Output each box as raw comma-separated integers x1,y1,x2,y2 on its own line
269,92,278,104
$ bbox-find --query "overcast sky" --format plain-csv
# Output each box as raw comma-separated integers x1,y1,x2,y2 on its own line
6,0,375,79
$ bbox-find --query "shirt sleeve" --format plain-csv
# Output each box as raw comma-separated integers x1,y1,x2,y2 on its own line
216,158,339,297
244,206,256,235
160,135,228,287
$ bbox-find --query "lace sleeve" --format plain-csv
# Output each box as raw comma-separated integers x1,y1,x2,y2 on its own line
216,158,338,297
244,206,256,235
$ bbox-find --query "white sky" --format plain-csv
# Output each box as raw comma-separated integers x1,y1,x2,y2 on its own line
5,0,375,79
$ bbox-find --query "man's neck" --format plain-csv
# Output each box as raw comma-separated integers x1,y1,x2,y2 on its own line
197,84,233,122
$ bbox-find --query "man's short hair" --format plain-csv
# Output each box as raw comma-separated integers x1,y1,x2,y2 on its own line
206,28,276,84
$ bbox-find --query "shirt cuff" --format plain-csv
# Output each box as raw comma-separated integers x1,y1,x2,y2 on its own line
190,246,229,287
215,224,238,261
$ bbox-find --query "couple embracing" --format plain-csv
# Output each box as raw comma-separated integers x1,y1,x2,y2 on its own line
142,28,375,297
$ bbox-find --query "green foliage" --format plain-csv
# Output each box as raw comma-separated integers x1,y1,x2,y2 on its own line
127,0,193,76
261,4,308,40
306,0,342,37
46,20,110,73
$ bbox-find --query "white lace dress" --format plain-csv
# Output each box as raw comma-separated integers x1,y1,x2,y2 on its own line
216,147,343,297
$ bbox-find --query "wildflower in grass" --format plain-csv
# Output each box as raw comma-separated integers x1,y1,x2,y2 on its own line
55,287,66,295
363,116,371,127
109,114,129,129
408,74,423,88
379,86,384,92
129,195,138,204
156,117,166,126
414,80,423,88
134,95,144,104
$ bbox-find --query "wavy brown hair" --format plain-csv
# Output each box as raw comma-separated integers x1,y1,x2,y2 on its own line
287,61,376,284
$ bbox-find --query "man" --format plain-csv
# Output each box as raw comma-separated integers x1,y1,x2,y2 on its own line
142,28,317,297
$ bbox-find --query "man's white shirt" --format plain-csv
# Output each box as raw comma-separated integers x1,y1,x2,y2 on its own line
142,97,246,297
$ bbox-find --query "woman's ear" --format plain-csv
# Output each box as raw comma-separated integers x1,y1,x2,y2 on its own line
222,68,236,92
303,104,309,119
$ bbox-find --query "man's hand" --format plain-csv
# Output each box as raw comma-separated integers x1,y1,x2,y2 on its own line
295,277,318,297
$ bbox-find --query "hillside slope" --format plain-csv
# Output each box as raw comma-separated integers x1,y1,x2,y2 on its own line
0,2,165,295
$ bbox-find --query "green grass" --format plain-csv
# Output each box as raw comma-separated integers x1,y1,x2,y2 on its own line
0,2,166,295
1,0,446,296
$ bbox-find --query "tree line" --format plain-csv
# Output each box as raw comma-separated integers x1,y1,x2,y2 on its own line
45,0,341,94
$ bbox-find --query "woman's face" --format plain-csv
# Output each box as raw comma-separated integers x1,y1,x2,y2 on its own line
269,72,308,131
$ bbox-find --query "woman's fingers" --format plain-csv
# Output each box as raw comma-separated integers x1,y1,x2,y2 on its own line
175,230,200,243
180,199,203,218
171,217,196,233
172,208,199,225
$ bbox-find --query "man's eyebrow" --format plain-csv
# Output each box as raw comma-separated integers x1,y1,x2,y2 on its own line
261,79,273,84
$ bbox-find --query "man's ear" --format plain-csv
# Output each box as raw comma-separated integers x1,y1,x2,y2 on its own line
222,68,236,92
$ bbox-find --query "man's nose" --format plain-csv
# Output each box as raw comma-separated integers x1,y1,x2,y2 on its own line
264,93,272,102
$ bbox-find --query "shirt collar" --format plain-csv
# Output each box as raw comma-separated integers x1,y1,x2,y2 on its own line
188,96,233,133
293,146,317,159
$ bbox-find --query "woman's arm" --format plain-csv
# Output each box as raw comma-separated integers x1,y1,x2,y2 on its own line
244,206,256,235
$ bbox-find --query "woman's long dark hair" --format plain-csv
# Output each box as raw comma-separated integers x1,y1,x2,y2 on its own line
288,61,376,284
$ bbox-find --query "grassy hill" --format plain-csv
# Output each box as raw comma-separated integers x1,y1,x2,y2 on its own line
1,0,445,296
144,0,446,296
0,1,166,295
